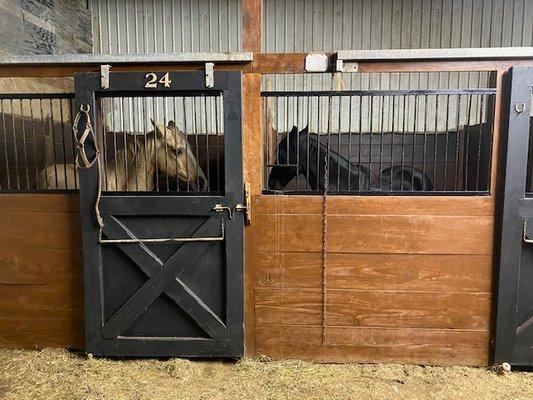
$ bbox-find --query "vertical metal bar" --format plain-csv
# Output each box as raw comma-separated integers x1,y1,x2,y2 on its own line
152,96,159,191
19,99,30,189
214,94,221,192
100,99,109,190
182,96,190,191
173,96,180,191
10,99,20,189
326,95,332,191
358,95,364,189
193,96,201,191
295,96,300,189
464,94,473,191
337,95,342,190
204,95,210,192
48,99,56,189
433,95,439,191
347,95,353,190
316,96,322,190
411,95,418,190
0,100,9,189
162,95,169,191
39,99,48,188
141,97,149,189
378,95,385,189
110,99,119,190
58,98,68,189
68,99,77,189
306,95,311,191
401,95,406,191
476,94,485,191
28,99,40,188
368,95,373,187
454,94,462,191
422,94,428,190
131,97,139,191
120,97,129,191
390,95,396,191
443,94,450,191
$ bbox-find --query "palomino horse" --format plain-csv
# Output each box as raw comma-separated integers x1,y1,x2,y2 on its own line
268,125,433,192
40,119,207,191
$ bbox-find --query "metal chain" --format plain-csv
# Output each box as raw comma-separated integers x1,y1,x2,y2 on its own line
321,152,329,345
72,104,105,231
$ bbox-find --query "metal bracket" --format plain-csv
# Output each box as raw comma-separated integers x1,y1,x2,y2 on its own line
234,183,251,225
100,64,110,89
205,62,214,88
336,59,358,72
523,221,533,243
515,102,526,114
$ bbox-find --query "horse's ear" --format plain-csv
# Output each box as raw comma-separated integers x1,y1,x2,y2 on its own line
167,120,176,128
151,119,166,137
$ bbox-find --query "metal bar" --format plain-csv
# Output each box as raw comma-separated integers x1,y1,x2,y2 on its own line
204,95,210,192
476,94,485,191
454,94,463,191
121,97,129,191
0,93,74,100
58,98,68,189
0,99,9,188
10,99,20,189
261,88,497,97
443,94,450,191
19,99,30,189
29,99,40,188
152,96,158,191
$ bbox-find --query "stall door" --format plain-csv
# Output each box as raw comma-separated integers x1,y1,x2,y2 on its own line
74,71,244,357
495,67,533,366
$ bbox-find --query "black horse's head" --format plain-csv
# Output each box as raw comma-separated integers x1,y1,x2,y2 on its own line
268,126,308,190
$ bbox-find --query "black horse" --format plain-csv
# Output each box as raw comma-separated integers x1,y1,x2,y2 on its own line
268,126,372,191
268,126,433,192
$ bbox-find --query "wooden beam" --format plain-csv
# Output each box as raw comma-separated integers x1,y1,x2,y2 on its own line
242,0,263,53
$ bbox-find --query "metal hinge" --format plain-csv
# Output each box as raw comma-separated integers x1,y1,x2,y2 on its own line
205,62,214,88
100,64,111,89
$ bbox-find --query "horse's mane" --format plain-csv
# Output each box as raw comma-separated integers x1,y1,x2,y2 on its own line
122,131,157,169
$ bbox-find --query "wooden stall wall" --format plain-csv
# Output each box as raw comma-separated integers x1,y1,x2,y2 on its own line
0,0,89,349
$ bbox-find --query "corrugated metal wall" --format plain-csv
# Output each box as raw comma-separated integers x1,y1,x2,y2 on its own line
89,0,242,54
263,0,533,52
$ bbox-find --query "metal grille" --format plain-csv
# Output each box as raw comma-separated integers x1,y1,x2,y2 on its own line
0,94,76,192
99,94,224,193
263,88,496,195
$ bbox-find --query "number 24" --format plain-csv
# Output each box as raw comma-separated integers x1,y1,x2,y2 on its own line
144,72,172,89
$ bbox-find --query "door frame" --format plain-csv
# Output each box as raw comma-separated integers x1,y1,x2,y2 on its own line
74,71,245,357
494,66,533,366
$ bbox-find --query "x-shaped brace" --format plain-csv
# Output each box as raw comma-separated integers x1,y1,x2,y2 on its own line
101,215,226,340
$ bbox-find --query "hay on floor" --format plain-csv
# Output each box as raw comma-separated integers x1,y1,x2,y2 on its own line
1,348,532,400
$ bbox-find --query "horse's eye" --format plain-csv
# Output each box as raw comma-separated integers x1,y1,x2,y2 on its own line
176,148,183,155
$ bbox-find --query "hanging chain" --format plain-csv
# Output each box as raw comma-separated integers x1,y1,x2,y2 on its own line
321,152,329,345
72,104,105,231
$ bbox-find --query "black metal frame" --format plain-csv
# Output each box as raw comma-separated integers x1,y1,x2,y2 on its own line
76,71,244,357
262,88,496,195
494,67,533,366
0,92,77,192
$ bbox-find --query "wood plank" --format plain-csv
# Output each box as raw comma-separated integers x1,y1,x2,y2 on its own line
327,253,493,292
254,214,493,254
0,246,82,284
254,288,322,326
253,252,492,292
0,283,83,319
327,290,491,329
0,211,81,249
242,0,262,53
254,325,489,366
0,193,79,213
253,195,495,216
0,316,83,349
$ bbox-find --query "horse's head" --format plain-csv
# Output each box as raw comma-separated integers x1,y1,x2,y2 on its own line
268,125,306,190
151,119,207,191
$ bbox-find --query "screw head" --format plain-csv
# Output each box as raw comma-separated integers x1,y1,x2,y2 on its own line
502,362,511,373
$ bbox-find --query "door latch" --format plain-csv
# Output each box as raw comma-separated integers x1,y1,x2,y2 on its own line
212,203,234,219
234,183,251,225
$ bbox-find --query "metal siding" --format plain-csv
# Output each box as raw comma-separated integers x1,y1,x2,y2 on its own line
89,0,242,54
263,0,533,52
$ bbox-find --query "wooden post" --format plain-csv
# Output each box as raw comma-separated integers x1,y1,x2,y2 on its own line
242,0,263,53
